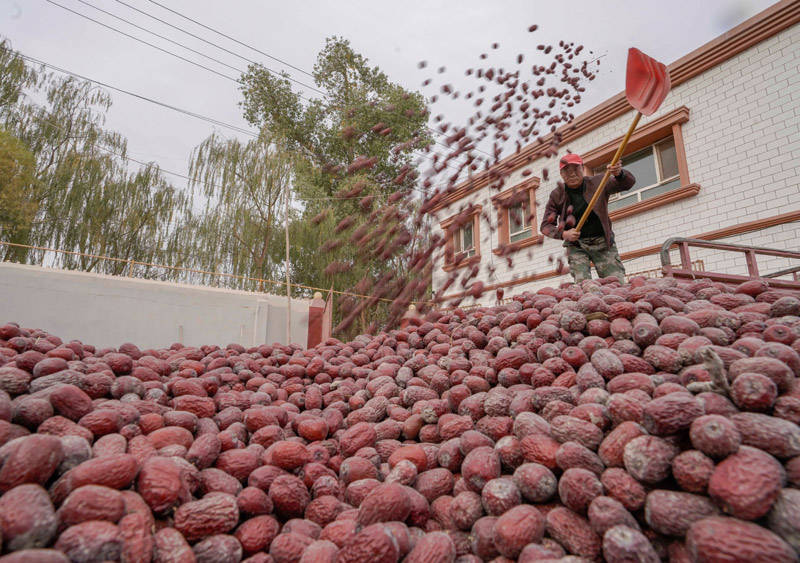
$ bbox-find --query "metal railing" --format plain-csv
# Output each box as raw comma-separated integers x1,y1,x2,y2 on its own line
626,260,704,281
660,237,800,289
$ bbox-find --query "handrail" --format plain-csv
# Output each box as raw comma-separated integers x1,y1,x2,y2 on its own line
763,265,800,279
660,237,800,268
660,237,800,289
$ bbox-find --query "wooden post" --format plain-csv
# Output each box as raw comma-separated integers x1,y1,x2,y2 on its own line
745,250,759,278
307,291,326,349
284,186,291,345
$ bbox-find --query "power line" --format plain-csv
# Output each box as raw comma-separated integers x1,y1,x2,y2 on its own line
112,0,490,160
74,0,243,75
7,107,402,203
37,2,465,180
8,49,455,194
72,0,322,94
112,0,322,90
43,0,239,82
10,50,258,137
141,0,316,80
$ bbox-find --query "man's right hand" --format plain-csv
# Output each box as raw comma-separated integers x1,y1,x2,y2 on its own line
563,229,581,242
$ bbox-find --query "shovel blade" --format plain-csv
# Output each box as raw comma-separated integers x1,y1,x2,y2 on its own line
626,47,671,116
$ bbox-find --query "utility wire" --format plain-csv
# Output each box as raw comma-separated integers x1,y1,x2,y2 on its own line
9,48,457,192
10,50,258,137
7,108,408,203
114,0,491,159
43,0,239,82
74,0,321,94
74,0,244,75
39,1,465,180
112,0,323,90
141,0,315,79
43,0,462,177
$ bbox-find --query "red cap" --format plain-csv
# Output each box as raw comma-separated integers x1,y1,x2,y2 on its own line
559,153,583,170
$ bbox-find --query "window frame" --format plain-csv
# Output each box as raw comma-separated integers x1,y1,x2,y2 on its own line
596,138,681,212
580,106,700,221
491,177,543,255
440,204,482,272
453,221,476,258
508,198,533,242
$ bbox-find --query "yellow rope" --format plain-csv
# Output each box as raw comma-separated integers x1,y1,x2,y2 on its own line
0,240,433,306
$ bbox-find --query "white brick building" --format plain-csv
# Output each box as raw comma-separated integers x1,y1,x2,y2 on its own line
428,0,799,305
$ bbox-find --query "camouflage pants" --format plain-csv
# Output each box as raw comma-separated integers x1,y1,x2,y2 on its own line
564,236,626,283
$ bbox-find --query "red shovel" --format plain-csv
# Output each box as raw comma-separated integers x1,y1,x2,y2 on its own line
576,47,671,230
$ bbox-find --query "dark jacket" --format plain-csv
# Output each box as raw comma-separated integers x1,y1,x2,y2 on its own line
540,170,636,248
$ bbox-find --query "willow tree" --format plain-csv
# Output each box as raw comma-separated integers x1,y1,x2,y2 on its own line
0,41,191,275
180,131,292,291
239,37,432,331
0,128,37,261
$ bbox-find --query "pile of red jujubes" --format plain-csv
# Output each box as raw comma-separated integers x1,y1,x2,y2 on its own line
1,275,800,562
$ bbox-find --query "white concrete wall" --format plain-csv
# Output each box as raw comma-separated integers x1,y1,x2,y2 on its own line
431,22,800,304
0,263,310,349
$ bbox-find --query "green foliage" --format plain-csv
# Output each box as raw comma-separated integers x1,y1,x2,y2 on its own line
0,42,37,110
0,36,433,337
0,128,37,261
240,37,432,333
240,37,429,198
178,131,292,291
0,40,190,274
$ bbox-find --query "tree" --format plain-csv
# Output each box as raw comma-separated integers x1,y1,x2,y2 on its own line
240,36,430,200
240,37,433,332
0,40,191,275
178,131,292,291
0,128,36,261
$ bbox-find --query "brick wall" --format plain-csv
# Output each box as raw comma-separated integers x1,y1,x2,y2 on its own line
431,22,799,305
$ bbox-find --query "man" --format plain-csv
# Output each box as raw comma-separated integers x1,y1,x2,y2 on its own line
540,153,635,283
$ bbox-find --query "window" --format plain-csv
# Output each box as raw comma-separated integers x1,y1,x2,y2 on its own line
508,198,532,243
596,137,681,212
491,178,542,254
440,205,482,271
580,106,700,221
454,221,476,258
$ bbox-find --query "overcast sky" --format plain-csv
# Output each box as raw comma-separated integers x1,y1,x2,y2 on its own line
2,0,776,191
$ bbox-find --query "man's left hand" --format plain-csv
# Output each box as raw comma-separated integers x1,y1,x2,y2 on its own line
608,162,623,177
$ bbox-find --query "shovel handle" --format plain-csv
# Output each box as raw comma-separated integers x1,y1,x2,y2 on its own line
576,111,642,231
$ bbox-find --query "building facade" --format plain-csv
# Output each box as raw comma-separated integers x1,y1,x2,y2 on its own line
428,0,799,305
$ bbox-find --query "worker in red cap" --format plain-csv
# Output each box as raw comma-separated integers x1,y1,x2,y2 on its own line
540,153,635,283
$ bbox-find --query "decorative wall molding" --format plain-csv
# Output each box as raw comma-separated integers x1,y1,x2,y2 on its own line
608,184,701,222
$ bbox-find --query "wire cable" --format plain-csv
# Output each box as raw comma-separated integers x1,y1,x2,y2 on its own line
6,108,400,202
141,0,315,79
112,0,323,91
73,0,321,93
114,0,491,159
40,1,462,177
9,50,258,137
43,0,239,82
74,0,243,75
8,49,457,192
35,2,465,180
